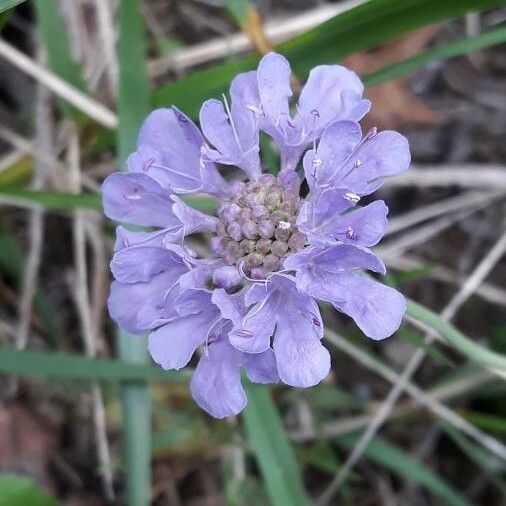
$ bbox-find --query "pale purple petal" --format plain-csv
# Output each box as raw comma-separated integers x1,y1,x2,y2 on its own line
102,172,179,228
110,245,188,284
325,274,405,340
285,243,386,278
303,121,362,191
108,271,179,334
300,196,389,247
211,290,240,324
212,266,242,290
297,188,355,236
170,195,218,240
148,311,212,370
190,339,246,418
242,348,279,384
229,294,278,353
295,65,366,138
330,130,411,196
273,330,330,387
257,52,292,127
113,226,166,252
136,108,204,193
200,98,260,179
230,72,262,178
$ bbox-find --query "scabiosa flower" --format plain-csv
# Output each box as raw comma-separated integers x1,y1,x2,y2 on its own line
103,52,410,418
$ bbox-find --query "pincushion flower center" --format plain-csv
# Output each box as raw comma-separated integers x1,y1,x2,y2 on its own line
212,173,306,279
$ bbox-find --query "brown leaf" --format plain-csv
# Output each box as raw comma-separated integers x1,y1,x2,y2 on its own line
0,403,57,493
344,26,441,130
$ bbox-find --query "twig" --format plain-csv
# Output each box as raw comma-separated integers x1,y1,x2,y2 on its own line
318,229,506,504
15,78,50,350
385,190,505,236
386,255,506,307
92,0,118,95
289,364,493,442
386,165,506,190
0,125,98,192
378,207,483,259
148,1,365,76
68,128,115,501
0,37,117,129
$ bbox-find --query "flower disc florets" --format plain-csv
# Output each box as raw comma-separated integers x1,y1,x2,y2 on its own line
102,52,411,418
213,174,306,278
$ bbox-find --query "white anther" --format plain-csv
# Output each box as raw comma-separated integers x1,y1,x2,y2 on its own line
354,159,363,167
346,226,355,239
246,104,263,115
344,192,360,203
278,221,291,230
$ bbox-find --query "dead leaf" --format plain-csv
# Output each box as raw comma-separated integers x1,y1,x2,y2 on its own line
0,403,57,493
344,26,441,130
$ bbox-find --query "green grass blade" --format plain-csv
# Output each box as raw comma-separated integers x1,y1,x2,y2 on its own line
406,299,506,372
243,384,310,506
0,348,188,382
33,0,86,121
116,1,151,505
0,188,217,213
365,26,506,86
336,434,472,506
0,188,101,210
0,0,26,14
0,474,59,506
153,0,506,117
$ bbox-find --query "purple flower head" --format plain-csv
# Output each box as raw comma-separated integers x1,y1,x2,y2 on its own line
103,52,410,418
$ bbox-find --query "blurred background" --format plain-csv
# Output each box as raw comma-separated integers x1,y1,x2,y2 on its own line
0,0,505,505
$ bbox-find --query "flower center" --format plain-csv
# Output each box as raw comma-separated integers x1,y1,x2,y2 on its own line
212,174,306,279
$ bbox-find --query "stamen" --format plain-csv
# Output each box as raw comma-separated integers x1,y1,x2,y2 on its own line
278,220,291,231
235,329,253,338
246,104,262,115
344,192,360,203
144,157,155,171
222,93,243,154
346,226,355,240
354,159,363,168
364,127,378,141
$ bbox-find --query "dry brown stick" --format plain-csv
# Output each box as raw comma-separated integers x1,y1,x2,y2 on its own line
289,366,493,442
67,128,115,501
387,165,506,190
386,255,506,308
15,78,51,350
148,1,365,76
385,190,505,236
0,37,117,128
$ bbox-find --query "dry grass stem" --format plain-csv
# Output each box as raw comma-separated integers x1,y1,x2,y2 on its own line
0,37,117,128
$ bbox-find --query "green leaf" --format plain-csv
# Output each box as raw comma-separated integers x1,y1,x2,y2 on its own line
0,0,26,14
0,474,59,506
116,1,151,505
336,434,472,506
242,384,310,506
33,0,86,121
406,299,506,373
0,347,188,383
153,0,506,118
365,25,506,86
